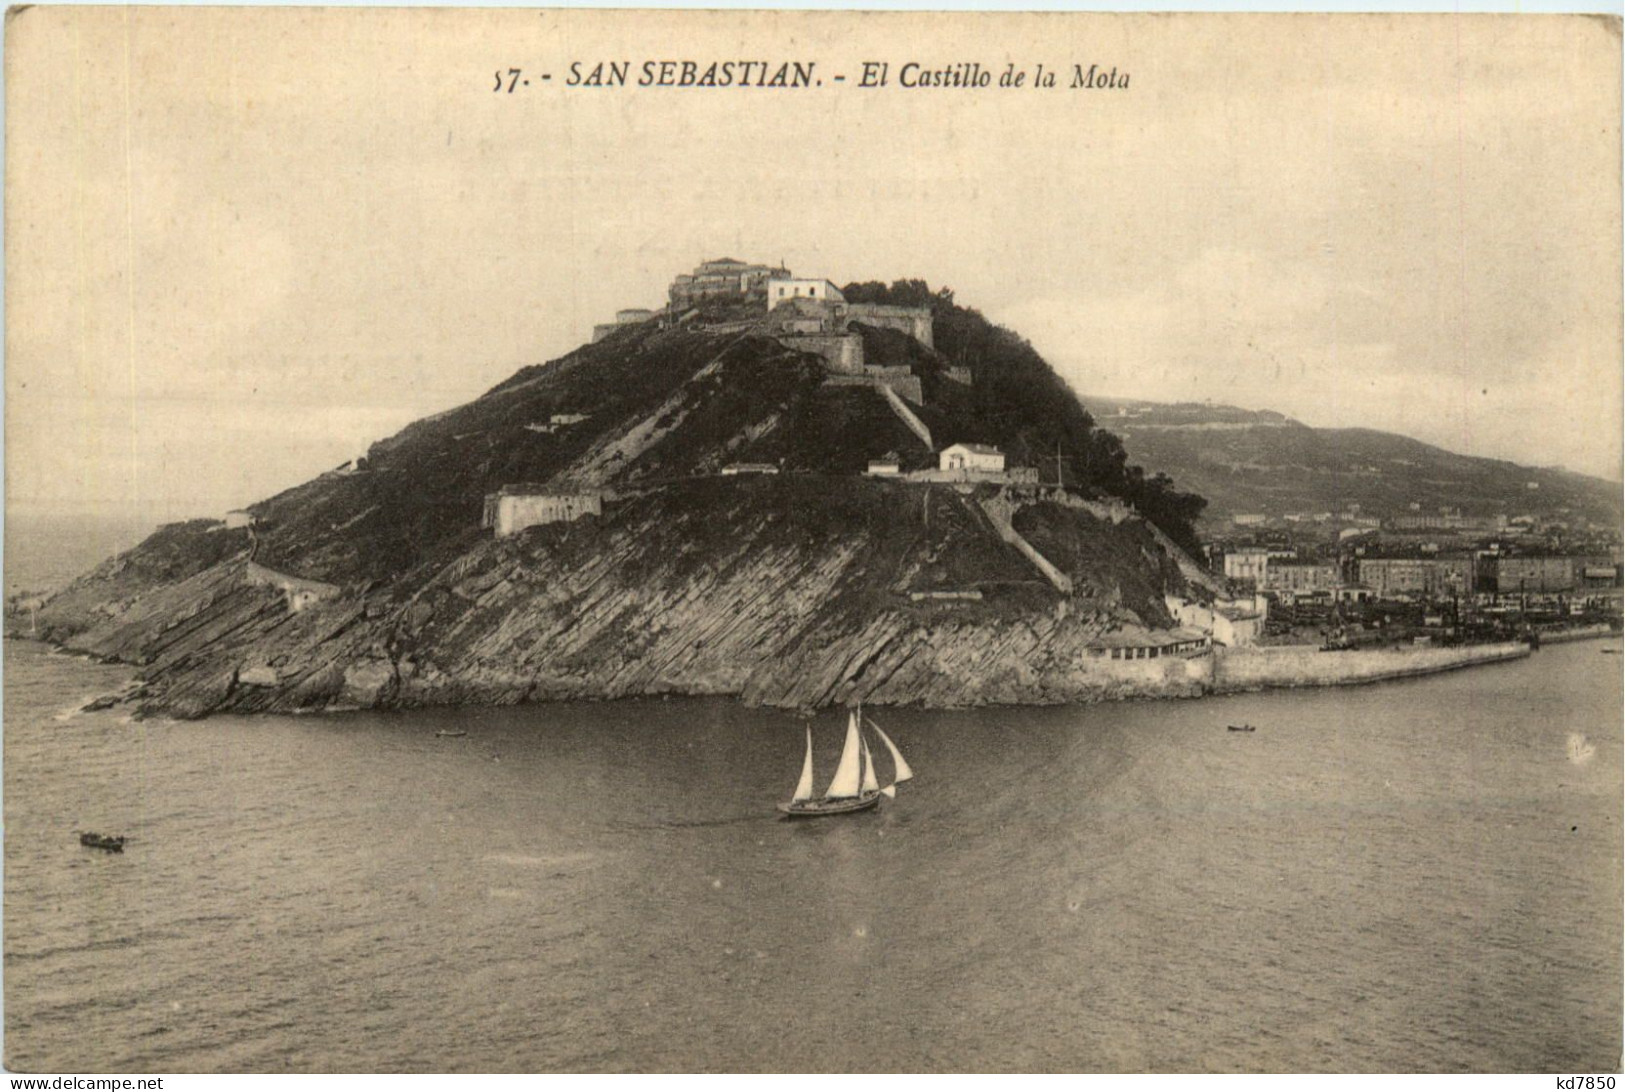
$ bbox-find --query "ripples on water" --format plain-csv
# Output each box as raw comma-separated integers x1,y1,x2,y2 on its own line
4,640,1620,1072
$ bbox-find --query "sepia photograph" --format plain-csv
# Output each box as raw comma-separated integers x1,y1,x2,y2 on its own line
3,6,1621,1075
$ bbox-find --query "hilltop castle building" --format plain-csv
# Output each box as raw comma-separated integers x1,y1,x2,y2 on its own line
669,258,790,307
589,257,945,411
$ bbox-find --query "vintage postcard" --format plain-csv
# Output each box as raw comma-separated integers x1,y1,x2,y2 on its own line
4,7,1621,1076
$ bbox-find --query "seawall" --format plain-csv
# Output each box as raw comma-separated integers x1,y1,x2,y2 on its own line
1536,623,1616,645
1211,641,1531,692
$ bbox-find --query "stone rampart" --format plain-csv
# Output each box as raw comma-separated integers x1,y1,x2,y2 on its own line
843,303,934,348
822,373,925,403
880,384,934,449
485,492,602,538
906,467,1040,485
777,333,864,373
245,561,341,613
979,494,1074,595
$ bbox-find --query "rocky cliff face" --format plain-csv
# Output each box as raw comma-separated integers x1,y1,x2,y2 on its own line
10,298,1215,718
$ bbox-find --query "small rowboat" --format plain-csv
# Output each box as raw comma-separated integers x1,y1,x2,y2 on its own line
78,832,125,852
1227,724,1256,733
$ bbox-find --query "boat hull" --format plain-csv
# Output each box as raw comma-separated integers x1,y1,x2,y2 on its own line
777,792,883,818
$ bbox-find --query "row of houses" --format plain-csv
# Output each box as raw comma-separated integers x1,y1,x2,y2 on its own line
1082,591,1270,662
1083,626,1213,661
1226,545,1621,600
1355,554,1619,597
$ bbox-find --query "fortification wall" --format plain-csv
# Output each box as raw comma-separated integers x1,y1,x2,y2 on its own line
843,304,934,348
490,492,602,538
776,333,864,373
880,384,934,449
822,373,925,403
245,561,341,612
861,364,916,383
906,467,1040,485
978,494,1074,595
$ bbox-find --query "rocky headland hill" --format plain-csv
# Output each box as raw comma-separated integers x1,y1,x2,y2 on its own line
10,279,1225,719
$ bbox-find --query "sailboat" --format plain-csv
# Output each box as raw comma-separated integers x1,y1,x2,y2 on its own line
778,706,913,818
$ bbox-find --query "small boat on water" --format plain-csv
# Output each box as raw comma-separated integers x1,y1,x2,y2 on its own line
78,832,125,852
1602,648,1620,655
779,706,912,818
435,730,469,738
1227,724,1256,733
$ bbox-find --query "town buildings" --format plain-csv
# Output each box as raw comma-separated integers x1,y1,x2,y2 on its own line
1356,556,1475,599
1166,593,1268,647
1263,561,1339,595
1387,512,1508,533
1222,547,1295,586
1480,554,1619,594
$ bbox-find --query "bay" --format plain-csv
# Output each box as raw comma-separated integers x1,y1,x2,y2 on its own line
3,636,1619,1072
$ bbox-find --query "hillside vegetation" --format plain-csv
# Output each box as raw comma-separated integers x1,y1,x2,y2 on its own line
843,281,1208,553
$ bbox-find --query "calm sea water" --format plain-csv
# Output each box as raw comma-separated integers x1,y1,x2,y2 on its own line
4,632,1620,1073
4,512,157,600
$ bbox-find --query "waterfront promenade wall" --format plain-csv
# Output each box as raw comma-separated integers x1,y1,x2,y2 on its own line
1076,651,1212,697
1535,623,1616,645
1212,641,1531,692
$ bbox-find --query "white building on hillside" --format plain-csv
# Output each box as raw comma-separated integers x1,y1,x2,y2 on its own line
1165,592,1268,648
767,277,845,305
939,443,1005,473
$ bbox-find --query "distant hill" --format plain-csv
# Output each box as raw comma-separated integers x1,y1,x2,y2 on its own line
1078,397,1622,529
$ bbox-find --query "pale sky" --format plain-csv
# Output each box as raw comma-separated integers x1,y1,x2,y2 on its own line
7,9,1620,524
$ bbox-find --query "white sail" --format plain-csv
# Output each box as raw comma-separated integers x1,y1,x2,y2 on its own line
871,722,914,784
881,784,897,799
860,734,880,794
824,711,864,798
792,726,816,802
